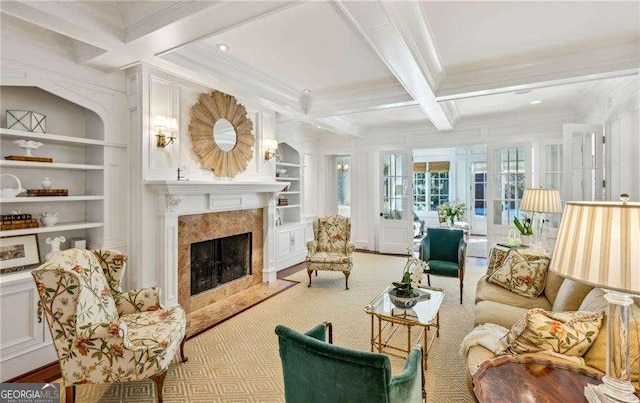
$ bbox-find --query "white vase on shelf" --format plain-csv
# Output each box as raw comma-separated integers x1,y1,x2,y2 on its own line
45,236,65,260
41,177,52,190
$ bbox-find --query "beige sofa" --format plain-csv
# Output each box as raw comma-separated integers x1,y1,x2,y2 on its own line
466,265,640,397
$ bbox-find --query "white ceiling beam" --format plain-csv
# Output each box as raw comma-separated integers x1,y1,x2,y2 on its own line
437,38,640,101
334,1,453,131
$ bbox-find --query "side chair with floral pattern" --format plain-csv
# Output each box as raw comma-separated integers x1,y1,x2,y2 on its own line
306,215,355,289
32,249,188,403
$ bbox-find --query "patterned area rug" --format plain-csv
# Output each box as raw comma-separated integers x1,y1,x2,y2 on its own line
72,253,486,402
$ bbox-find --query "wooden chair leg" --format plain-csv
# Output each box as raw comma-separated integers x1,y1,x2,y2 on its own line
343,271,350,290
427,274,431,286
315,270,318,276
152,370,167,403
307,269,313,287
459,278,463,304
179,335,188,363
65,385,75,403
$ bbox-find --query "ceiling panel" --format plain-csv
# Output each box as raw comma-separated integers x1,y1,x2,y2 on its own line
198,2,394,92
454,76,636,117
423,1,640,69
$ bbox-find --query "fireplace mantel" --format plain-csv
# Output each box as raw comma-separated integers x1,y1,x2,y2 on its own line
146,180,288,196
144,179,285,307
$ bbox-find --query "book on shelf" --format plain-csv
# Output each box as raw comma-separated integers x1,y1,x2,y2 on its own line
1,219,39,231
26,189,69,196
5,155,54,163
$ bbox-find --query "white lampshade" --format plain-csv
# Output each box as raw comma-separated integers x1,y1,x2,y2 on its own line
165,117,178,132
520,188,562,213
153,115,168,129
264,139,278,151
549,200,640,293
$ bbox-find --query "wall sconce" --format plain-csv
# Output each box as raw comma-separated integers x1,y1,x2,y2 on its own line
153,115,177,148
264,138,278,160
337,163,349,173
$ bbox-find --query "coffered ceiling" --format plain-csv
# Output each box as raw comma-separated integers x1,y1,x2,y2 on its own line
2,1,638,137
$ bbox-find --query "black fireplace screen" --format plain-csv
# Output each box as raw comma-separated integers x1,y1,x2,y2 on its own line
190,232,252,296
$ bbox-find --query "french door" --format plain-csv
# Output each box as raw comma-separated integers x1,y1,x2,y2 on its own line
470,161,487,235
379,151,413,254
487,144,532,245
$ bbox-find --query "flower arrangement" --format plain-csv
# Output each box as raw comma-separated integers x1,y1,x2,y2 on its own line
392,258,427,298
438,201,467,227
514,215,533,235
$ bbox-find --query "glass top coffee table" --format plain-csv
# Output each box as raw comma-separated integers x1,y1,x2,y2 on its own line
364,285,445,370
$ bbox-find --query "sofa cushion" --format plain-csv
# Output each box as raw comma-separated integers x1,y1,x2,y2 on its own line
474,301,530,328
579,288,640,383
487,250,549,298
551,278,594,312
543,271,566,306
502,308,604,357
476,276,552,310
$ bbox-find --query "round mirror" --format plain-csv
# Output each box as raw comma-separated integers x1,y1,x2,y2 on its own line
213,118,237,151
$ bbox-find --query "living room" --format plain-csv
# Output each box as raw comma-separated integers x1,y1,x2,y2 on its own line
0,1,639,402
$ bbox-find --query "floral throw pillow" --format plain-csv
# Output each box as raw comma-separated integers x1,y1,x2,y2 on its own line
501,308,604,357
487,250,549,298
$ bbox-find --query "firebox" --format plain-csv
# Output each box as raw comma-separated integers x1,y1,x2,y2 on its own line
190,232,252,296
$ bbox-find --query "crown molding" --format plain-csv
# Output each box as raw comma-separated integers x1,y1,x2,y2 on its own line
162,43,302,110
437,38,640,101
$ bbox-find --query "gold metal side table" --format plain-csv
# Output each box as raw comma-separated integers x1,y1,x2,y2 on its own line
364,285,445,370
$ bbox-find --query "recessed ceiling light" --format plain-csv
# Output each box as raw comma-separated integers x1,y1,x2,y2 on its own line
217,44,229,51
302,89,311,94
530,100,542,105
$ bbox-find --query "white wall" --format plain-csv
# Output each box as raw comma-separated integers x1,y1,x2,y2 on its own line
581,79,640,201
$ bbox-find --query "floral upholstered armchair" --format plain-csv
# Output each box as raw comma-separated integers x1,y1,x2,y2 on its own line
306,215,355,289
32,249,187,403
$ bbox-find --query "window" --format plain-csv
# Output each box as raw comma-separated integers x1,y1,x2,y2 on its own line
413,161,450,212
413,172,426,212
337,155,350,207
429,171,449,211
493,147,526,226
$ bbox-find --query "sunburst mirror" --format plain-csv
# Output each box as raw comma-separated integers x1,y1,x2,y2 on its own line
188,90,255,178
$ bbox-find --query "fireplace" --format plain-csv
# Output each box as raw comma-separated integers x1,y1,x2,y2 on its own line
177,208,264,313
190,232,252,295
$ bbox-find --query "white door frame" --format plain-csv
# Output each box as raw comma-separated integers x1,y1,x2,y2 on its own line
378,150,413,255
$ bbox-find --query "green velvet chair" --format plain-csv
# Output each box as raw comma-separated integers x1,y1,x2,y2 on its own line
275,322,424,403
420,228,467,304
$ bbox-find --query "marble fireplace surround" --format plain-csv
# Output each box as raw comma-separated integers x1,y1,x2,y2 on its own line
178,209,262,314
146,180,286,308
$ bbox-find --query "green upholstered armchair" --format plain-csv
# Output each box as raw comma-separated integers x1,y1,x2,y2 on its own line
275,322,424,403
420,228,467,304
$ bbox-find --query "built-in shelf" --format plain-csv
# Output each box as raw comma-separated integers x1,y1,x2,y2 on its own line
276,162,300,168
276,177,299,181
0,160,104,170
0,196,104,203
0,221,104,237
276,204,301,209
0,128,126,148
279,191,300,195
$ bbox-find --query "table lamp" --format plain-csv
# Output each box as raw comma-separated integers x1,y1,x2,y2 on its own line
549,195,640,403
520,187,562,251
